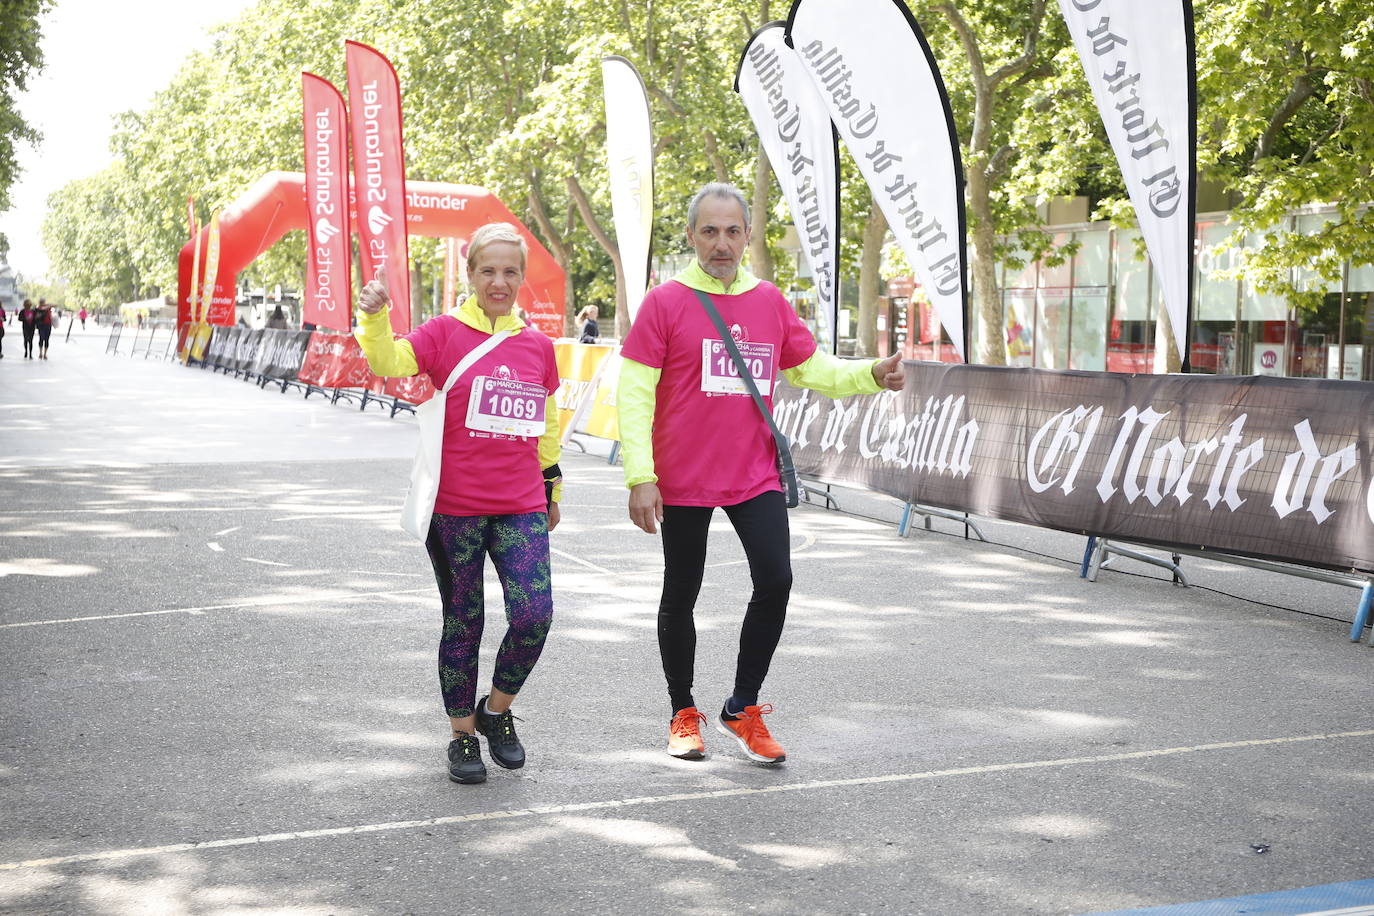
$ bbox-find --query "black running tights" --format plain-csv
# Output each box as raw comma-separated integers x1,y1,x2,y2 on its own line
658,489,792,714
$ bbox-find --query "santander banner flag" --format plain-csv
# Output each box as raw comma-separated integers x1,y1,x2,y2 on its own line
302,73,353,332
787,0,970,361
346,40,411,334
1057,0,1196,366
600,56,654,322
736,22,841,354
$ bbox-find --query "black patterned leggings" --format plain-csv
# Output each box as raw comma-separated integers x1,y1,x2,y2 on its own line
424,512,554,719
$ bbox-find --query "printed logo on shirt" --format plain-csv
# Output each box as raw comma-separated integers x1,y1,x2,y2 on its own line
493,364,519,381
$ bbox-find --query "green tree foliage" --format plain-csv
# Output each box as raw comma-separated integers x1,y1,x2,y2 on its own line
40,162,153,308
0,0,50,214
916,1,1112,364
1196,0,1374,301
35,0,1374,359
0,0,51,218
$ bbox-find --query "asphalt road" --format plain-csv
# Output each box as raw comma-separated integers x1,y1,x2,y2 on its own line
1,324,1370,915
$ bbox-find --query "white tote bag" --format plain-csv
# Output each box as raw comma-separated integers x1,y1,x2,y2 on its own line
400,330,514,541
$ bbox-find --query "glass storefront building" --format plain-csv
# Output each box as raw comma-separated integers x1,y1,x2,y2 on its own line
893,207,1373,380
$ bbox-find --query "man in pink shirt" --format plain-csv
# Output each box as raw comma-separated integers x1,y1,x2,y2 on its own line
618,183,906,764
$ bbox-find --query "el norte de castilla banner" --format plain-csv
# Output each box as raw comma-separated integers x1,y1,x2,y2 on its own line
774,366,1374,574
786,0,969,360
1057,0,1196,364
736,21,841,354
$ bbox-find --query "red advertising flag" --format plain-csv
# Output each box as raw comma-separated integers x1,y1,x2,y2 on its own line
386,374,435,406
302,73,353,332
346,40,411,335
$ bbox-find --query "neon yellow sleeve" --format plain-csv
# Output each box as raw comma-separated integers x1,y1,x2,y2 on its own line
615,357,661,488
539,395,563,502
782,350,883,398
354,306,419,377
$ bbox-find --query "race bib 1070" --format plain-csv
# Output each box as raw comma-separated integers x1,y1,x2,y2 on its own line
465,376,547,438
701,339,775,396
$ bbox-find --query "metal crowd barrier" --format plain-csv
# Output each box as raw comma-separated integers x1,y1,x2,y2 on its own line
1080,535,1374,644
104,322,124,355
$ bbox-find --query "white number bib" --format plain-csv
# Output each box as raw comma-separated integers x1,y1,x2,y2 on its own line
465,376,548,437
700,339,776,396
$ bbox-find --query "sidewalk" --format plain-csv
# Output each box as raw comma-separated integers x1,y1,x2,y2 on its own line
1,327,1370,915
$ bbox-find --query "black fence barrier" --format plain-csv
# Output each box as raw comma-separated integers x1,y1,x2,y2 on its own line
202,326,232,371
129,319,175,359
773,364,1374,574
252,329,313,392
105,322,124,355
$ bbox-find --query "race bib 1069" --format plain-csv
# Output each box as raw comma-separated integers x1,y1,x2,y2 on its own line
465,376,547,437
701,339,775,396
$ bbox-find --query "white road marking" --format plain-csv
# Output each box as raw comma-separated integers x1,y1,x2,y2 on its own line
0,507,277,516
207,542,223,552
243,558,290,567
270,514,398,522
0,587,433,629
2,728,1369,872
550,547,612,575
214,527,241,536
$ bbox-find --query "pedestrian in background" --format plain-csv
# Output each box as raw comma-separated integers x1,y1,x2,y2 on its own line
35,300,54,359
355,223,563,786
79,307,88,330
577,305,599,343
18,300,36,359
617,182,906,764
266,305,289,329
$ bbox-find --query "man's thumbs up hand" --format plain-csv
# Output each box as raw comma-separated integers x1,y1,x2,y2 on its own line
872,353,906,391
359,264,391,315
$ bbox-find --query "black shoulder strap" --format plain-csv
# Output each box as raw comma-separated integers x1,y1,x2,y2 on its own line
690,287,799,505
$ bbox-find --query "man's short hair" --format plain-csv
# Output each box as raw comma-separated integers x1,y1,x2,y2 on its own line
467,222,528,275
687,183,750,231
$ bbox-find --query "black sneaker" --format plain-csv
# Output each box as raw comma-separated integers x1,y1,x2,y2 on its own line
475,696,526,769
447,732,487,784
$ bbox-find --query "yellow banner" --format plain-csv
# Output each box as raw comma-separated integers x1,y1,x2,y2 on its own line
198,211,221,323
182,212,202,363
554,342,614,433
189,323,213,362
582,349,622,441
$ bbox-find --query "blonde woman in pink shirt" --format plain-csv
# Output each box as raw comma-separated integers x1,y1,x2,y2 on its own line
356,223,562,785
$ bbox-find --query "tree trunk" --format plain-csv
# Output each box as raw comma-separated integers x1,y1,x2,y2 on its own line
566,174,630,339
968,164,1005,365
749,142,775,282
857,204,888,358
525,178,575,336
1153,307,1183,373
703,131,729,183
936,0,1047,366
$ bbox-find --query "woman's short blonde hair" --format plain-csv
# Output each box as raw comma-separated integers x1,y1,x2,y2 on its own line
467,222,528,275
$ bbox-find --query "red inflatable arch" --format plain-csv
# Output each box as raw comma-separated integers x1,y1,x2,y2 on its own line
178,170,566,337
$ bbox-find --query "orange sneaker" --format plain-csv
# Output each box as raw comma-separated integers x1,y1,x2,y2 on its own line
717,703,786,764
668,707,707,759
